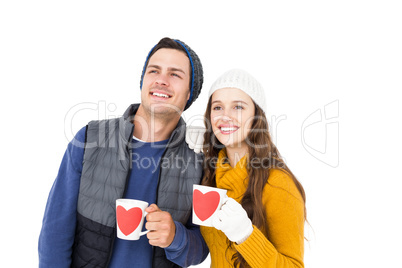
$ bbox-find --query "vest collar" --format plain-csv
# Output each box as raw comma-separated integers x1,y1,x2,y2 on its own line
123,104,186,149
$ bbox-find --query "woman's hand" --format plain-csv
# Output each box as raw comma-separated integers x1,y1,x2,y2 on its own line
211,197,254,244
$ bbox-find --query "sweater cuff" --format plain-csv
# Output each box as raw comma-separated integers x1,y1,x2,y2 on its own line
234,226,277,267
165,221,185,252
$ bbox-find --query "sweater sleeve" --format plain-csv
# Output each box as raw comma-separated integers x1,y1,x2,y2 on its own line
234,173,305,268
38,127,86,268
164,215,209,267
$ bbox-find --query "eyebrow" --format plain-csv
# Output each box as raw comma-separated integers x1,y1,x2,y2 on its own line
147,64,187,75
211,100,249,105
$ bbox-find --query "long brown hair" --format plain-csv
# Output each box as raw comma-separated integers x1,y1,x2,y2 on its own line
202,97,307,268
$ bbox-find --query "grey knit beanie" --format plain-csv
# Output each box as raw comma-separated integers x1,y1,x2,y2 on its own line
140,38,203,111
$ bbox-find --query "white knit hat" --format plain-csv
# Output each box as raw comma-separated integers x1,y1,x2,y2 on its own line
208,69,267,114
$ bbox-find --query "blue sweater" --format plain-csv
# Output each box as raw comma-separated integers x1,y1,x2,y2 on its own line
38,126,208,267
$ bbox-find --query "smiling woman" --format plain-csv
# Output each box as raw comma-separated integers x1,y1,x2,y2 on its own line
210,87,255,161
201,69,307,268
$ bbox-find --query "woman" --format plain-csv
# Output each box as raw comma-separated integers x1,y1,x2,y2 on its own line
201,69,306,268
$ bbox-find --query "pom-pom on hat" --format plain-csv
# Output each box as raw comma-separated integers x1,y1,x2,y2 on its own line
209,69,267,114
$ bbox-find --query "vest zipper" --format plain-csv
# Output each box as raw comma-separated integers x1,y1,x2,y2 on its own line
105,123,134,267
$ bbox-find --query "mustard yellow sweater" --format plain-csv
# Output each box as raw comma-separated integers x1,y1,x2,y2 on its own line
201,150,305,268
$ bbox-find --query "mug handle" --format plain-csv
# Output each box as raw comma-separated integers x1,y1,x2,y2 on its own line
140,230,150,236
222,195,229,204
140,211,150,236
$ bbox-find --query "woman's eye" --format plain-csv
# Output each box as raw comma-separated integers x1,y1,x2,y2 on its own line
212,106,222,110
234,105,244,110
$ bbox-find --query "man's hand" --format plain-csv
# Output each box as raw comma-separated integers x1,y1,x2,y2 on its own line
145,204,176,248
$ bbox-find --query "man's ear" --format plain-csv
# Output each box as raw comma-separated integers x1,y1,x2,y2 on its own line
186,90,191,101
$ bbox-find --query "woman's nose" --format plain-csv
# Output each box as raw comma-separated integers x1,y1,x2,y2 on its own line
213,114,233,122
221,114,232,121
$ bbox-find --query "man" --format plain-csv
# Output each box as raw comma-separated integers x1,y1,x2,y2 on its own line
39,37,208,267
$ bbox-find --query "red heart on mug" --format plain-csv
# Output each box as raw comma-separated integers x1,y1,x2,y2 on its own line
193,189,220,221
116,206,142,236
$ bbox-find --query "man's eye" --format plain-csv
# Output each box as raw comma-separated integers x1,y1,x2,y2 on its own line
171,73,181,78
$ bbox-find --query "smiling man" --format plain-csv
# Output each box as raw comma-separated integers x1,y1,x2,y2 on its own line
135,45,194,141
38,37,208,268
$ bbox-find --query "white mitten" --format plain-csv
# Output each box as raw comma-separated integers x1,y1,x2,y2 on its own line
185,126,206,154
211,198,254,244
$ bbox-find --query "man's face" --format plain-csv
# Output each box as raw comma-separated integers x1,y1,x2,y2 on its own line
141,48,191,117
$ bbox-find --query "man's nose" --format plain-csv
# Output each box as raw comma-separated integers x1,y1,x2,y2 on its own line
155,73,169,86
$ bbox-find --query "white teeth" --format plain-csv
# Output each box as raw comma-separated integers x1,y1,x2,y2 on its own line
152,92,170,98
221,127,237,132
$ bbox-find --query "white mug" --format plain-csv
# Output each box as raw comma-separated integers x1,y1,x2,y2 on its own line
116,199,149,240
192,185,227,227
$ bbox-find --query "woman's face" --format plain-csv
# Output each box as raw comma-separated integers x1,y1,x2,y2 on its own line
210,87,255,150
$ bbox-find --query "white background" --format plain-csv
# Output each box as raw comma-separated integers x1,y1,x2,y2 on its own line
1,1,401,267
